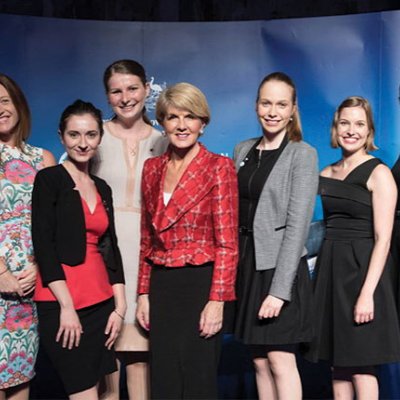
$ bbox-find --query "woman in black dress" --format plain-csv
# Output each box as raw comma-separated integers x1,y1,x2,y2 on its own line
233,72,318,400
390,157,400,308
390,87,400,308
310,96,400,399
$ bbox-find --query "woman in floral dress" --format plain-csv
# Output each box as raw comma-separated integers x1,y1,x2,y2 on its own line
0,73,55,400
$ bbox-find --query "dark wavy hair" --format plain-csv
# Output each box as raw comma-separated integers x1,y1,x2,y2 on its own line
58,99,103,137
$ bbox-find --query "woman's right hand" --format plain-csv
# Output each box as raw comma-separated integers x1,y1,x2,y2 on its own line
258,295,284,319
136,294,150,331
57,306,83,349
0,269,24,296
354,292,374,324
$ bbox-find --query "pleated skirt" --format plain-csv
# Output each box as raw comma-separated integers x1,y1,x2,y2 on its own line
308,237,400,367
234,234,314,346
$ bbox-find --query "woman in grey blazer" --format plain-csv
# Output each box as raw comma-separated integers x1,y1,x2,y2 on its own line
234,72,318,400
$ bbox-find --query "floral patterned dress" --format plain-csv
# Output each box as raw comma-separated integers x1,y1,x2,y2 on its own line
0,143,44,389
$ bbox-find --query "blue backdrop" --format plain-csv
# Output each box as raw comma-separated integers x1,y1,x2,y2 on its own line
1,11,400,167
1,9,400,399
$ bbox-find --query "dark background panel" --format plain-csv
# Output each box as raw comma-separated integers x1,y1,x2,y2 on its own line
0,0,399,21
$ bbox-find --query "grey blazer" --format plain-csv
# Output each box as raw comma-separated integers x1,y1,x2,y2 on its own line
234,138,318,301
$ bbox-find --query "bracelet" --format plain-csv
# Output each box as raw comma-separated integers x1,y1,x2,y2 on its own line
0,268,8,276
113,309,125,321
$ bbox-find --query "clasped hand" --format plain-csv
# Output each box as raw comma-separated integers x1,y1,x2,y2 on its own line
0,265,37,296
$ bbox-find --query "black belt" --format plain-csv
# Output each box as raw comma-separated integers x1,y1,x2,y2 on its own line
239,226,253,235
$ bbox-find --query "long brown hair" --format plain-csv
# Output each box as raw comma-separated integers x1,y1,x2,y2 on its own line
103,59,151,125
256,72,302,142
0,73,31,149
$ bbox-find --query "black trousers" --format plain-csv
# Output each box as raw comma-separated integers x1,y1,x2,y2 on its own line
149,264,221,399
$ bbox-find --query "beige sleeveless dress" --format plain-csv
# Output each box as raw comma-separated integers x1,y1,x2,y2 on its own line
91,122,167,351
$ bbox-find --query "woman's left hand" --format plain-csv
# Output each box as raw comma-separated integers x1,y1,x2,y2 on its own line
104,310,124,349
199,300,224,339
354,293,374,324
16,264,37,295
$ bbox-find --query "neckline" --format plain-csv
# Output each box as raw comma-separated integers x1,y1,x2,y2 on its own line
0,143,18,149
255,134,288,152
105,120,154,142
321,158,377,182
60,164,100,213
160,143,205,200
60,162,96,187
80,192,100,215
254,147,279,154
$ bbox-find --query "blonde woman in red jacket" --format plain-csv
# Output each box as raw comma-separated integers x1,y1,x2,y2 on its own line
136,82,239,399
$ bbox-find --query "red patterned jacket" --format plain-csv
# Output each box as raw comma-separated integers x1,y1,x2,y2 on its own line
137,143,238,301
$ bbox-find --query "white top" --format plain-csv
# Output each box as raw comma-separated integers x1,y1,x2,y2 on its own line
163,192,172,205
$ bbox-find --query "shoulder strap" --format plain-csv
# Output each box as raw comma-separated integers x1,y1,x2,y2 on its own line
346,158,382,187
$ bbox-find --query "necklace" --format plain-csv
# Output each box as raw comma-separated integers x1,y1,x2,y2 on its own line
124,125,153,157
128,143,137,156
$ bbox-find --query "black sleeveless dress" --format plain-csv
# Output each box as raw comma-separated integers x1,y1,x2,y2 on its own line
309,158,400,367
390,157,400,310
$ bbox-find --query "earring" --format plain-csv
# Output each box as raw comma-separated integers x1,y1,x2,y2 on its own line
161,130,167,137
199,128,204,135
289,117,293,122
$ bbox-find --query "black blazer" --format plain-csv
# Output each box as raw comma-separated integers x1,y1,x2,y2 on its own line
32,164,124,286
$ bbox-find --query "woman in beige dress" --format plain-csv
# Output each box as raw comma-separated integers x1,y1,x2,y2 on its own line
92,59,167,400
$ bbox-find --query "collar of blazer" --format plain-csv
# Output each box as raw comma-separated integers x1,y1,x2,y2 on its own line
147,143,218,233
235,136,292,171
57,163,109,209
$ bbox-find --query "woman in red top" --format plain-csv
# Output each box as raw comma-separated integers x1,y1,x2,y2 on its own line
32,100,126,399
136,83,239,399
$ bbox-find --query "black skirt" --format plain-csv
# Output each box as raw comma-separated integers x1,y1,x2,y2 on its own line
308,236,400,367
149,264,221,399
234,234,313,346
37,297,117,395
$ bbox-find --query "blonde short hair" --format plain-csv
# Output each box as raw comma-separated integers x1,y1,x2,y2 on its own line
331,96,377,151
156,83,210,126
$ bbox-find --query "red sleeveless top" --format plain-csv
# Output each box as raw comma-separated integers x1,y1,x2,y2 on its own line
34,193,114,309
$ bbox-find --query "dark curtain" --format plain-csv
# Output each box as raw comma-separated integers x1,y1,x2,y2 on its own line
0,0,399,21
